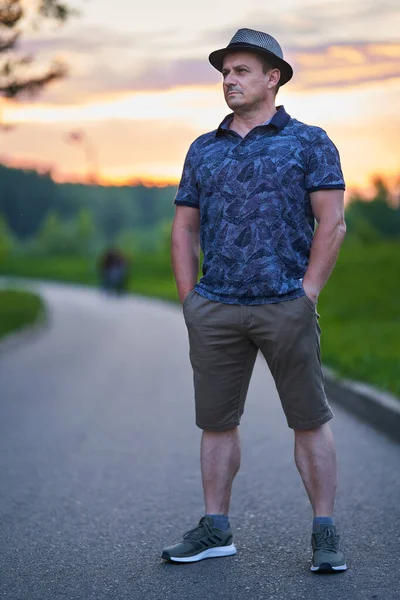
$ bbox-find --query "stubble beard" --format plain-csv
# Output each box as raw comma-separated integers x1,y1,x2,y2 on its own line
225,91,246,112
227,91,267,117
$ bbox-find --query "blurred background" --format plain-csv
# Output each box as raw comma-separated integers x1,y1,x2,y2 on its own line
0,0,399,395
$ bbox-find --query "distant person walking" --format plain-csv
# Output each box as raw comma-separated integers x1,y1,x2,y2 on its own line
164,28,347,573
98,248,129,294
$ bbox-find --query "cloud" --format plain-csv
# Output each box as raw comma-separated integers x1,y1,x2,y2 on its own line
290,42,400,90
18,0,400,59
244,0,400,46
10,0,400,104
19,25,188,57
33,56,221,104
33,40,400,105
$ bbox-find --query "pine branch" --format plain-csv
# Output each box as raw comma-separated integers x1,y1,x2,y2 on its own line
0,0,76,100
0,59,67,97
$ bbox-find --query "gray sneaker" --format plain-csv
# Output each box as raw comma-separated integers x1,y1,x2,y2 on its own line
161,516,237,563
310,524,347,573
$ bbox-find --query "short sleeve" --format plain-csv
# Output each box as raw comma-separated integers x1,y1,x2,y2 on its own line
174,144,200,208
305,131,345,193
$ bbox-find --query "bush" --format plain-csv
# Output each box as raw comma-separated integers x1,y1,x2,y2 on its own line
34,209,97,256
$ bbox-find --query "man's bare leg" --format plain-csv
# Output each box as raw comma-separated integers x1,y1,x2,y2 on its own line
295,423,347,572
201,427,241,514
294,422,337,516
161,427,239,561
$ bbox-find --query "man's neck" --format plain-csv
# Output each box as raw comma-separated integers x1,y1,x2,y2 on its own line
229,106,277,137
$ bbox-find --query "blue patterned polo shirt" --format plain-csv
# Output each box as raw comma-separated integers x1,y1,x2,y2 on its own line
174,106,345,305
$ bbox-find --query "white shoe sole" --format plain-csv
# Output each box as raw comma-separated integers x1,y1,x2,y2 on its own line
310,563,347,572
167,543,237,563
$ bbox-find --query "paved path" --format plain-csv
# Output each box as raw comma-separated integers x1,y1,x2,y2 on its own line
0,283,399,600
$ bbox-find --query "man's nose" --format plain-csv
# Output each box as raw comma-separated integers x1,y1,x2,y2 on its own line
224,72,237,87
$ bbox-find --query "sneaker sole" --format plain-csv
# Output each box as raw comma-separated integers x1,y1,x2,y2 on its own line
310,563,347,573
163,543,237,563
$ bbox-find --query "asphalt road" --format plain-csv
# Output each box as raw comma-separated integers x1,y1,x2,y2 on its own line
0,283,399,600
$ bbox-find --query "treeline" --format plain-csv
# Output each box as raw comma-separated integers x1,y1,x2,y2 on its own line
344,178,400,242
0,164,177,256
0,164,399,261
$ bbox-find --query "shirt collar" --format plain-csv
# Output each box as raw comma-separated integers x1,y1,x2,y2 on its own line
216,105,290,137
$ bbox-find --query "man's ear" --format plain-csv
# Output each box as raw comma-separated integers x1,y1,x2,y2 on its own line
268,68,281,88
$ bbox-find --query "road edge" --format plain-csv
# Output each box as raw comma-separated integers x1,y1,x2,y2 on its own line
323,366,400,444
0,304,49,355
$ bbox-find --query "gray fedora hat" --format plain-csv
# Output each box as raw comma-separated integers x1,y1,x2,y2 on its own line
209,28,293,86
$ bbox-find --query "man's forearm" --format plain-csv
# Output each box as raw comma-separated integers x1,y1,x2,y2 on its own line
171,227,200,303
302,221,346,301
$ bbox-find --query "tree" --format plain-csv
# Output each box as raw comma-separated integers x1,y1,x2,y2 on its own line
36,208,96,256
98,194,127,244
74,208,96,255
0,164,59,239
35,211,67,255
0,0,74,100
0,213,15,259
346,177,400,241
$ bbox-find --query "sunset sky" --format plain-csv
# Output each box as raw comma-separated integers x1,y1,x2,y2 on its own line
1,0,400,194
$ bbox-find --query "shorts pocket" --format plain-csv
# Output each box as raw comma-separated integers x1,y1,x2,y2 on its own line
182,289,196,311
302,293,316,311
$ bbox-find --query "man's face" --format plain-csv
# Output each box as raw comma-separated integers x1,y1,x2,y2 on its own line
222,52,278,111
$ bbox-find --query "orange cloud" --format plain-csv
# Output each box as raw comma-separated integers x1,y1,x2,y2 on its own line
29,41,400,107
290,42,400,89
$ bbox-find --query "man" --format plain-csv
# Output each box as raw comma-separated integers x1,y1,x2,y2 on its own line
163,28,347,573
98,248,129,295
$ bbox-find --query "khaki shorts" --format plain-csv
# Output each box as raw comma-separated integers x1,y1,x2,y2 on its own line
183,291,333,431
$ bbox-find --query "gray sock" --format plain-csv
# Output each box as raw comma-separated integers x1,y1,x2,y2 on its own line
205,514,230,530
313,516,334,532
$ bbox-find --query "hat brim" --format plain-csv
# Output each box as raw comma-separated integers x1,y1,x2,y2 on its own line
209,43,293,86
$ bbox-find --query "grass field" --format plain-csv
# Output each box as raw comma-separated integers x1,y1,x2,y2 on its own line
0,289,45,339
1,241,399,396
317,240,400,396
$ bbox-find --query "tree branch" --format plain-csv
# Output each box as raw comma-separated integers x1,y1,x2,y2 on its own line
0,59,67,97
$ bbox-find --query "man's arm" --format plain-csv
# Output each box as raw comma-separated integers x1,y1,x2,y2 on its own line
302,189,346,303
171,205,200,303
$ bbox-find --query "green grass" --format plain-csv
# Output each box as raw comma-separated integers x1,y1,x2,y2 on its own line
0,289,45,339
0,254,179,302
1,241,399,396
318,240,400,396
0,256,98,286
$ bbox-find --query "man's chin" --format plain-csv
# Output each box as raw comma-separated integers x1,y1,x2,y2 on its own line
225,96,244,110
